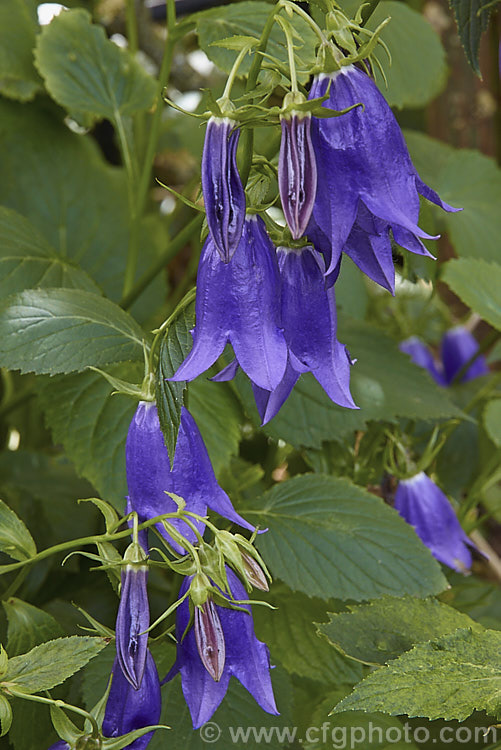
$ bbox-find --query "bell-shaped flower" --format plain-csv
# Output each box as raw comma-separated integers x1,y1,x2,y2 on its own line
115,543,149,690
126,402,255,554
307,65,460,283
400,327,489,386
394,472,478,572
278,112,317,240
202,116,246,262
103,651,161,749
164,567,278,729
171,215,288,391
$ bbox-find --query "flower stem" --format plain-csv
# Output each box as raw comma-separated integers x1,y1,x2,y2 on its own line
360,0,381,26
276,16,298,93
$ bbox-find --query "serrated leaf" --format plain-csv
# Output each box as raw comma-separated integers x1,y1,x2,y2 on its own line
334,628,501,721
34,8,156,120
4,636,108,694
0,206,100,296
37,365,140,508
4,598,65,657
155,303,195,464
0,288,146,375
244,475,447,601
253,584,362,684
450,0,493,75
442,258,501,331
318,596,482,665
0,0,42,101
0,499,36,562
484,399,501,447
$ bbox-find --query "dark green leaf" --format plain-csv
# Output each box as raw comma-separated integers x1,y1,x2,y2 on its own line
244,475,447,601
0,288,146,375
0,499,36,562
484,399,501,447
0,0,42,101
442,258,501,330
34,9,156,120
450,0,494,75
318,596,482,665
4,598,65,657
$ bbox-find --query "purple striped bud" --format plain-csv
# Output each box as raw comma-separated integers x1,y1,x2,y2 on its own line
116,543,149,690
279,112,317,240
194,599,226,682
241,551,269,592
202,116,246,262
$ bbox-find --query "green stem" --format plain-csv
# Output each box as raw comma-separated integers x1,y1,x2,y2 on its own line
221,44,254,104
6,690,99,736
281,0,327,45
120,213,203,310
360,0,382,26
126,0,139,56
276,16,298,94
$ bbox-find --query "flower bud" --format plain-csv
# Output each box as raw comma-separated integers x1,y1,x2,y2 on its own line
116,544,149,690
194,599,226,681
241,551,269,592
278,112,317,240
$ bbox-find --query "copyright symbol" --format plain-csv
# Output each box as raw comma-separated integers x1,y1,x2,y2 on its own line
199,721,221,743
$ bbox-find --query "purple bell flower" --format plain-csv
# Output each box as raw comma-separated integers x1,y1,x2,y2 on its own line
126,402,256,553
103,651,161,749
171,215,288,391
48,744,69,749
116,548,149,690
202,116,246,262
307,65,460,287
400,327,489,386
278,113,317,240
394,472,478,572
164,567,278,729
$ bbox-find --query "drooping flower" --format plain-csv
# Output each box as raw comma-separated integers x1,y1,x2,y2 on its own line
171,215,288,391
165,567,278,729
116,544,149,690
126,402,255,553
202,116,246,262
394,472,478,572
307,65,460,287
400,327,489,386
278,112,317,240
102,651,161,749
213,245,356,424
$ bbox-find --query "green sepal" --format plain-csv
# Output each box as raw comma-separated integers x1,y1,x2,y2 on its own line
102,724,170,749
0,693,12,738
79,498,120,533
50,703,83,745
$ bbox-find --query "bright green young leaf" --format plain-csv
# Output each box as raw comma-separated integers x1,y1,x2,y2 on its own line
4,598,65,657
253,585,362,684
334,628,501,721
0,499,36,562
0,206,100,296
484,399,501,447
34,9,156,121
155,303,195,464
244,475,447,601
0,288,146,375
406,131,501,264
4,636,108,694
442,258,501,331
450,0,494,75
37,365,140,508
0,0,42,101
318,596,482,665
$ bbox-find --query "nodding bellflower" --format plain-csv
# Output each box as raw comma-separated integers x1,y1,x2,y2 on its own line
279,112,317,240
171,215,288,391
400,327,489,386
115,544,149,690
394,472,478,573
102,652,161,749
165,567,278,729
307,65,460,290
202,116,246,262
126,402,256,553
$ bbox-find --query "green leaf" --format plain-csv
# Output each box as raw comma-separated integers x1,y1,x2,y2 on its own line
253,584,362,684
0,206,100,296
4,598,65,657
0,499,36,562
244,475,447,601
334,628,501,721
0,694,12,738
318,596,482,665
442,258,501,331
450,0,494,75
155,303,195,464
243,318,462,449
406,131,501,264
0,0,42,101
484,399,501,447
4,636,108,694
34,9,156,120
0,288,146,375
37,366,139,508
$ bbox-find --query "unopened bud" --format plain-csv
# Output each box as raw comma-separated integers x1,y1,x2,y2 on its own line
278,112,317,240
241,551,269,592
189,573,211,608
194,599,226,681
